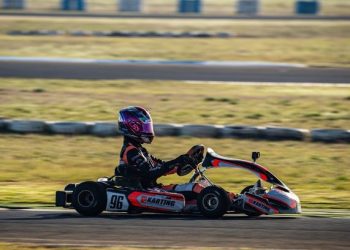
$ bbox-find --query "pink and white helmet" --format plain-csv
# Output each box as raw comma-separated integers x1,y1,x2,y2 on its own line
118,106,154,144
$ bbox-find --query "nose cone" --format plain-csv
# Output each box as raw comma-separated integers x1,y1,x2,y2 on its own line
266,188,302,214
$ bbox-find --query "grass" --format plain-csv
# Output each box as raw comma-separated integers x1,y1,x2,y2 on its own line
0,135,349,209
2,0,350,16
0,17,350,67
2,17,350,38
0,78,349,209
1,36,350,67
0,78,350,129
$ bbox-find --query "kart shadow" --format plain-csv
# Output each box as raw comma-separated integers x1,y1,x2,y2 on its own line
5,211,298,221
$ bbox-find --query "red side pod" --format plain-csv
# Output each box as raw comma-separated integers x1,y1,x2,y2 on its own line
128,190,185,212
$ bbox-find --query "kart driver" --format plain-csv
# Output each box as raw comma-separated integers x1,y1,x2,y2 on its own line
115,106,204,192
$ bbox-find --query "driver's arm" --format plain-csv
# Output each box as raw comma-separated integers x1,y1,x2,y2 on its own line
126,148,196,179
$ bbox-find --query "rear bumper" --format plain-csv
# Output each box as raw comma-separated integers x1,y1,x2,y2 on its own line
55,190,73,208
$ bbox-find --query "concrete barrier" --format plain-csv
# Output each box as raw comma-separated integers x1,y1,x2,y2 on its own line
311,129,350,143
180,124,222,138
90,122,119,137
2,0,25,9
154,124,182,137
8,120,46,133
236,0,260,15
260,127,306,141
47,121,90,135
178,0,201,14
222,125,262,139
295,0,319,15
119,0,142,12
61,0,85,11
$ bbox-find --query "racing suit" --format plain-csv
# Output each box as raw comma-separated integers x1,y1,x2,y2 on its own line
115,137,195,189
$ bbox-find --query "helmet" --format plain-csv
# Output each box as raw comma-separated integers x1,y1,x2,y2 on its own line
118,106,154,144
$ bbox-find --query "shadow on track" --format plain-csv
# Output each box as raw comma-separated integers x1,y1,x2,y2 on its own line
4,211,298,221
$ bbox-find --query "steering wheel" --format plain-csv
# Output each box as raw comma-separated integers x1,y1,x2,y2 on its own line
176,144,206,176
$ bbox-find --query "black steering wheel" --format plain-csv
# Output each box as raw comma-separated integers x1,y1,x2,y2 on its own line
176,144,205,176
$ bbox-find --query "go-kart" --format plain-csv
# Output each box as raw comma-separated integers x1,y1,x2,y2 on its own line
56,146,301,218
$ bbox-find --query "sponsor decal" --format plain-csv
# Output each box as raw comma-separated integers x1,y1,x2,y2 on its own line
248,198,269,212
140,196,176,207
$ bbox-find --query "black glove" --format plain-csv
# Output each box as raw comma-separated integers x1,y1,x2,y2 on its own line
176,154,196,176
187,144,205,165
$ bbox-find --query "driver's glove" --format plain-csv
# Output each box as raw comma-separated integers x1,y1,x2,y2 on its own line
178,154,197,168
186,144,205,165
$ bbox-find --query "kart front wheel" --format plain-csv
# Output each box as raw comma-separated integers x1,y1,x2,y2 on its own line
197,186,230,218
72,181,106,216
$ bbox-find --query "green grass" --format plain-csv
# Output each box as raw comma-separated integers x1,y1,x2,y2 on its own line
1,78,350,129
1,16,350,67
0,78,349,209
1,36,350,67
0,135,349,209
3,0,350,16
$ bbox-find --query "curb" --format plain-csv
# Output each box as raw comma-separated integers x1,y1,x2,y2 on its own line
0,119,349,143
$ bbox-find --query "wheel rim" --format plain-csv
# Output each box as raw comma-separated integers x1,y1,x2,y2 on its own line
77,190,95,208
202,193,219,211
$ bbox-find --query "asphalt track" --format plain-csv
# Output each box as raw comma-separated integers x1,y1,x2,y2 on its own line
0,209,349,249
1,61,350,83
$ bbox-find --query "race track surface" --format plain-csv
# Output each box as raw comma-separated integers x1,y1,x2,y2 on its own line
0,209,349,249
1,61,350,83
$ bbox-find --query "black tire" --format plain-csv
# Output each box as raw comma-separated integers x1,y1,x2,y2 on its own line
64,183,76,192
240,185,262,217
197,186,230,218
72,181,107,216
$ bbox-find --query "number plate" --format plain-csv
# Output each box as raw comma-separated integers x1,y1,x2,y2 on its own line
106,191,129,211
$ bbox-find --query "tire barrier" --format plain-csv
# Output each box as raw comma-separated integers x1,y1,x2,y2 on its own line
0,119,348,143
0,119,9,131
7,120,46,133
259,127,306,141
180,124,222,138
222,125,262,139
7,30,233,39
311,129,350,143
90,122,119,137
47,121,90,135
154,123,182,137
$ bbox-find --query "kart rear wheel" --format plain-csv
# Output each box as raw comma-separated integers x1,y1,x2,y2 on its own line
72,181,106,216
197,186,230,218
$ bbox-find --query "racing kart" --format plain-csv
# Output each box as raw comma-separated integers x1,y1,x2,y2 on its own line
56,146,301,218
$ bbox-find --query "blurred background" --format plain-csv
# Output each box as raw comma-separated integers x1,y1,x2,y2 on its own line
0,0,349,217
